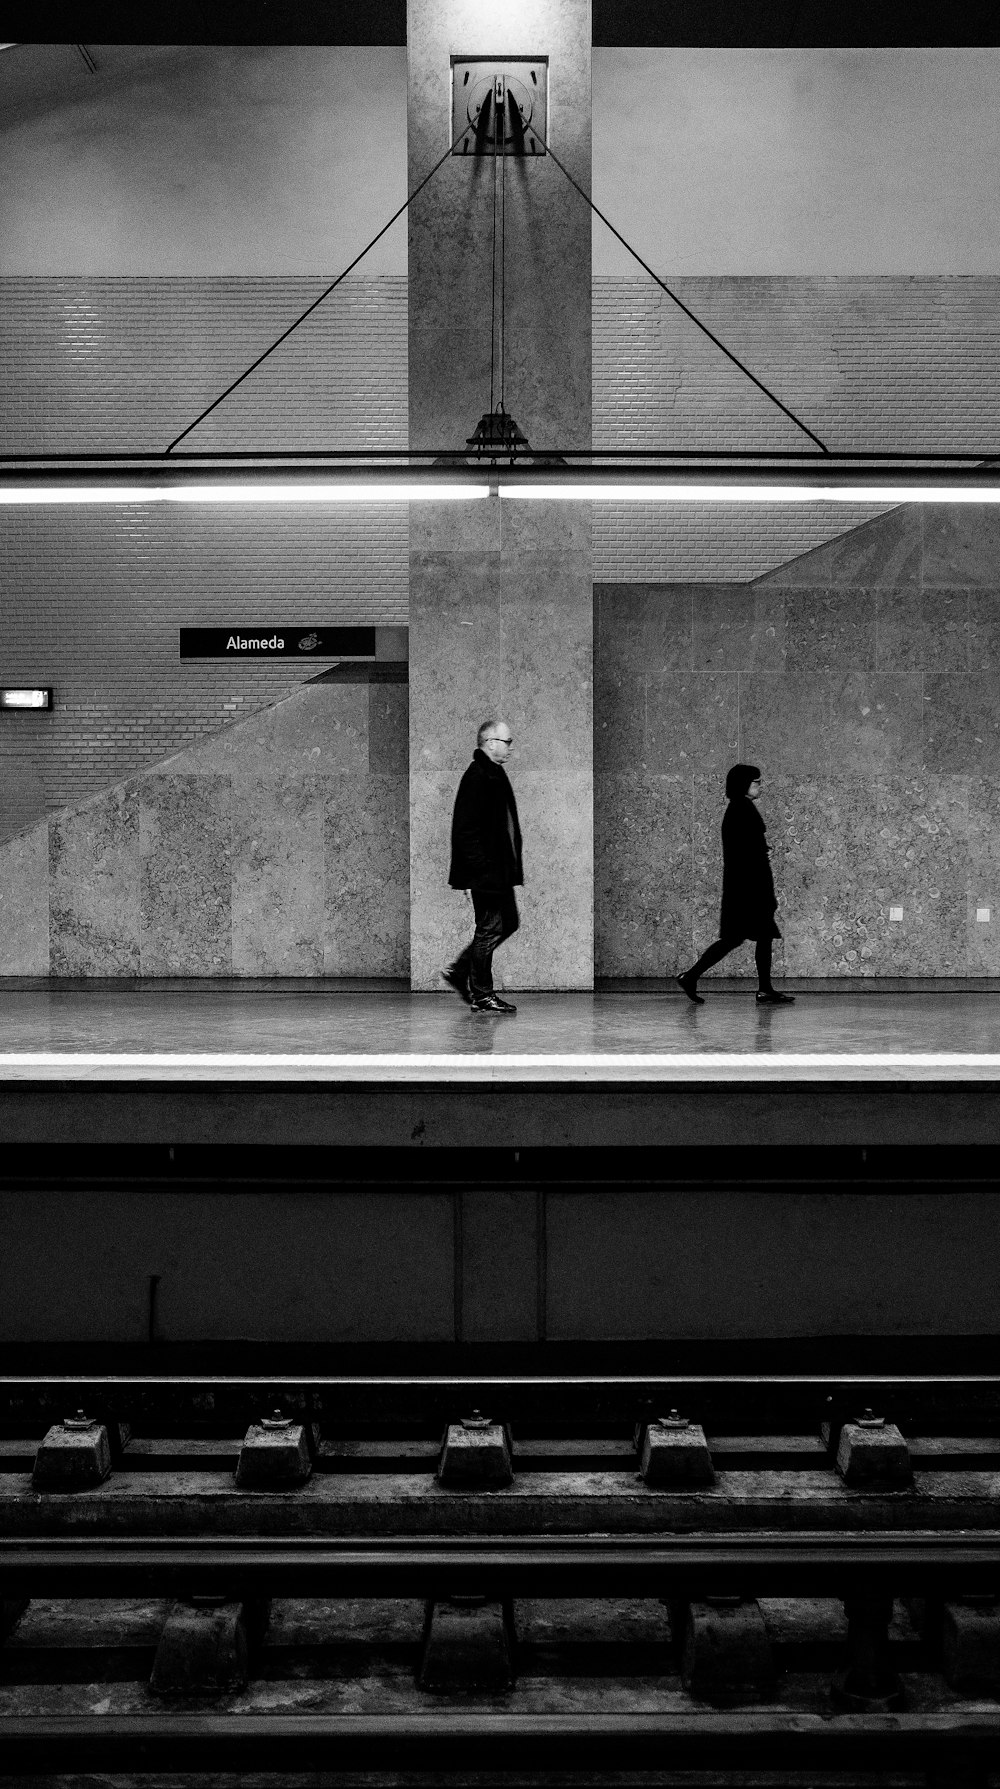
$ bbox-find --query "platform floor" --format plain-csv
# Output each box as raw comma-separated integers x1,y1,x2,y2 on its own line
1,981,999,1082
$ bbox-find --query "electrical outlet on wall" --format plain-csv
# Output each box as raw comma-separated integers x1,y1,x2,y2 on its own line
889,907,904,922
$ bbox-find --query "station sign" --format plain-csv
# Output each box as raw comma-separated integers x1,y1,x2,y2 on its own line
179,628,376,660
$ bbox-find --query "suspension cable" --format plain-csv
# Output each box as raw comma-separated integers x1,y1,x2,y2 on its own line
500,94,508,415
162,107,829,459
165,119,476,455
490,92,500,415
532,126,829,454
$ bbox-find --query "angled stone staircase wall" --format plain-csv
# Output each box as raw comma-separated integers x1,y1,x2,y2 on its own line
0,677,409,977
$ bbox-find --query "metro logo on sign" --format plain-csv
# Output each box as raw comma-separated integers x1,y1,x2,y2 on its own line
179,628,376,660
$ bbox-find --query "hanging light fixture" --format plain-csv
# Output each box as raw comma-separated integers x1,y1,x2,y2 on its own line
496,464,1000,504
501,487,1000,504
3,104,999,507
3,455,1000,505
0,468,490,505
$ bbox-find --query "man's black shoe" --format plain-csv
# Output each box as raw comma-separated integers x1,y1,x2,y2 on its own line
441,966,473,1005
676,972,704,1005
471,993,517,1014
756,989,795,1005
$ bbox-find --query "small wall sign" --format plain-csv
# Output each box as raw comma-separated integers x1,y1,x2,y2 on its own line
179,628,376,660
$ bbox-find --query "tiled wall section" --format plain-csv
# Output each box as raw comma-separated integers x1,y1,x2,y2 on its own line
0,278,412,834
595,505,1000,979
7,275,993,458
592,274,1000,581
0,505,411,837
0,677,409,977
1,278,408,451
3,275,1000,830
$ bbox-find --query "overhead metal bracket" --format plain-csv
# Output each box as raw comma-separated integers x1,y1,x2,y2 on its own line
451,57,548,155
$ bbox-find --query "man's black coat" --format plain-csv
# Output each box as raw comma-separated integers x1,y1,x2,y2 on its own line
448,749,524,892
719,794,780,942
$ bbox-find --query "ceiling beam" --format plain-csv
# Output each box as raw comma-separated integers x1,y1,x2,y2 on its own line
0,0,997,48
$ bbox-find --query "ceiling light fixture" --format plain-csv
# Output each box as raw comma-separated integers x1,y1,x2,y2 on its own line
0,480,489,506
2,109,998,507
498,479,1000,505
2,460,1000,504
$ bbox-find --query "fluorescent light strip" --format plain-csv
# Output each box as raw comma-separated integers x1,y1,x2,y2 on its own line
173,484,488,503
499,483,1000,503
3,481,1000,506
0,484,489,505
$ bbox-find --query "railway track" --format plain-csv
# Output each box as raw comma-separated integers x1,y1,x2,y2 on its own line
1,1372,999,1782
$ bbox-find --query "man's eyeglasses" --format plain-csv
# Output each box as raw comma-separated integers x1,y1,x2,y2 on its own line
490,736,513,747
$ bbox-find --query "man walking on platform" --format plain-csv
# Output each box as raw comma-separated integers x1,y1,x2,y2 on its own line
441,719,522,1015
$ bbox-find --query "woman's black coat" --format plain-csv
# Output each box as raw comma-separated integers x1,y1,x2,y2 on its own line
448,749,524,892
719,795,780,942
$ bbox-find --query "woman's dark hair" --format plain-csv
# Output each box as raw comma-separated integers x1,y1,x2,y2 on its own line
725,762,761,799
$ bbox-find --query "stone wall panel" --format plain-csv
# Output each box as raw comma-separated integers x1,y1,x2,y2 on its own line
596,502,1000,977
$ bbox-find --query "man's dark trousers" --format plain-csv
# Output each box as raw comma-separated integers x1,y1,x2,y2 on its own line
452,890,519,998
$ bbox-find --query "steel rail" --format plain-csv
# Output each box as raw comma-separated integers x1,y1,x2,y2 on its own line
4,1368,999,1407
3,1533,1000,1599
4,1370,1000,1436
2,1710,999,1774
5,1370,1000,1386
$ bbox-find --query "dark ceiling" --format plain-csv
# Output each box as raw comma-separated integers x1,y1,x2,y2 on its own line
3,1,998,47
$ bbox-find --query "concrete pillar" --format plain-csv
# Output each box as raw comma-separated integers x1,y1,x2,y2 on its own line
407,0,594,990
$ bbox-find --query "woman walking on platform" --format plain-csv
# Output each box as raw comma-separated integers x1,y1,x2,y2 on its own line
677,763,795,1006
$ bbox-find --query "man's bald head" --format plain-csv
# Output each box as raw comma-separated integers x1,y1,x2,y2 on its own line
477,719,509,746
478,719,513,766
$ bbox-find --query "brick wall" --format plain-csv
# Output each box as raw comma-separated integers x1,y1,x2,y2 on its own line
0,277,408,451
592,275,1000,580
0,278,410,835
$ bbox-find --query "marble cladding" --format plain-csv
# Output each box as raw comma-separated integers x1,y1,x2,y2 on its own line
50,781,140,976
231,774,325,979
407,0,592,455
407,0,594,990
326,772,410,977
0,680,409,977
595,506,1000,977
409,530,594,989
0,824,49,976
